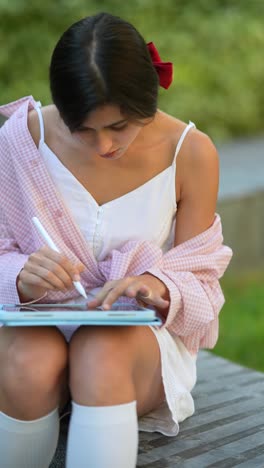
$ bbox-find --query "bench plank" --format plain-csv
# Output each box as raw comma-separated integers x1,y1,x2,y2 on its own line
50,351,264,467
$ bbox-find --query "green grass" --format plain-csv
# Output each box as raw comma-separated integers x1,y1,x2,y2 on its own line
211,270,264,373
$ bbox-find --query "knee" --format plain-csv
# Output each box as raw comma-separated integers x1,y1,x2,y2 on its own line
69,326,135,367
3,327,68,396
69,327,134,387
69,327,138,404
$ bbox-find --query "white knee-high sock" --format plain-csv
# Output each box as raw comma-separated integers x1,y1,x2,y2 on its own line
66,400,138,468
0,407,59,468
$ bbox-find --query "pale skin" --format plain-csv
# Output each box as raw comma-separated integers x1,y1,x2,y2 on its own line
0,103,219,421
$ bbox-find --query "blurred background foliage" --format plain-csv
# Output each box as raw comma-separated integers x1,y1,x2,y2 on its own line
214,270,264,373
1,0,264,141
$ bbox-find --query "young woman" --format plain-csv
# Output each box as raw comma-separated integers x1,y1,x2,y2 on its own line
0,12,232,468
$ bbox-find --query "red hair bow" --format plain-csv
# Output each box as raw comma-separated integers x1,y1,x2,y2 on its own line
147,42,173,89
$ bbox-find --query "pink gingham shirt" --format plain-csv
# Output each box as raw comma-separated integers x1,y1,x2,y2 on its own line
0,96,232,354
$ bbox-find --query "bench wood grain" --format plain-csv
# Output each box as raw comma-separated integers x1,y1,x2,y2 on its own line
50,351,264,467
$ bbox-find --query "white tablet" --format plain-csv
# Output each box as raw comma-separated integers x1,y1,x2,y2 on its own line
0,302,163,327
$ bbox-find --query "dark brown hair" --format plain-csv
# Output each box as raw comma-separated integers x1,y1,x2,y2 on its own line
49,12,159,131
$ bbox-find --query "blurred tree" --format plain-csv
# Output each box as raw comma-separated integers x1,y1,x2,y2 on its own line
0,0,264,141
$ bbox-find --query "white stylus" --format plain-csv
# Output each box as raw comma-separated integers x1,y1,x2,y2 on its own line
32,216,87,299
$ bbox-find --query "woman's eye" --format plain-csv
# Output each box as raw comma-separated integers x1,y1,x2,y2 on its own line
112,124,128,131
79,128,94,133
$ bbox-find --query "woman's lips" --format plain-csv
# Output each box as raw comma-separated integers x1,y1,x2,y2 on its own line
100,149,119,158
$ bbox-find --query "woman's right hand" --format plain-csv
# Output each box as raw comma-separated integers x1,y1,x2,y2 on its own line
17,246,85,302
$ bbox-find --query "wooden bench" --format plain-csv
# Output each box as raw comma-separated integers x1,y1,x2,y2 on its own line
50,351,264,467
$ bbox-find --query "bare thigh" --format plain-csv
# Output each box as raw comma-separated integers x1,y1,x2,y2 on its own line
0,326,69,419
129,326,166,416
68,325,165,418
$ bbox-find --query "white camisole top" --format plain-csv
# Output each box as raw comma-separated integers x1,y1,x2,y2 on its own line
35,104,195,261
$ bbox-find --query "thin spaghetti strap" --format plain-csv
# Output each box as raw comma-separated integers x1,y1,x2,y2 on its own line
34,102,45,146
172,120,196,165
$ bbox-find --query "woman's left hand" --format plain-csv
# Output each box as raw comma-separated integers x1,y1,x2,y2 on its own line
87,274,170,310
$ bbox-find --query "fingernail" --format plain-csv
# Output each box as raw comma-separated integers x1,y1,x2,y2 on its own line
102,303,110,310
73,274,80,281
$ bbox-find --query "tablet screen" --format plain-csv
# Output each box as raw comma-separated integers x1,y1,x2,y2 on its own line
1,302,153,313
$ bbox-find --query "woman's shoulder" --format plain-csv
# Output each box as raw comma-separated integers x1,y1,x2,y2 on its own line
157,111,218,180
157,110,217,158
27,104,57,148
157,110,219,201
27,108,40,147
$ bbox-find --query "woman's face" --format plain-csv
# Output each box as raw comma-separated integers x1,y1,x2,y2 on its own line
71,104,146,161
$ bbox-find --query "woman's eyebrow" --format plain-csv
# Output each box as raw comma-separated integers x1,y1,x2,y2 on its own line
81,119,128,130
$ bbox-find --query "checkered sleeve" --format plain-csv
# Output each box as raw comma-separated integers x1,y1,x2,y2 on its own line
0,199,29,304
0,128,29,303
145,215,233,353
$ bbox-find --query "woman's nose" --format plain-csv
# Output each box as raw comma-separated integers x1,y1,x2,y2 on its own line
95,130,113,155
